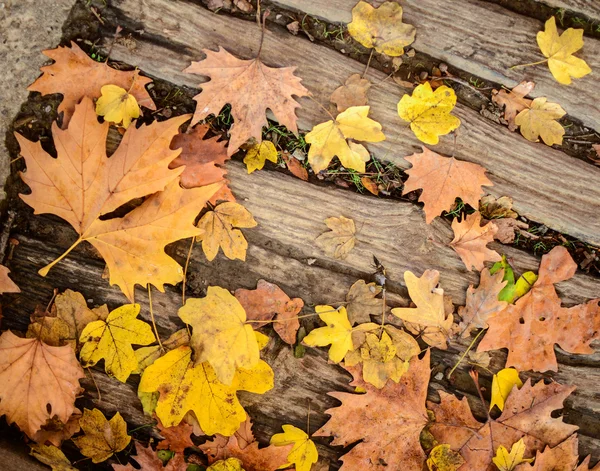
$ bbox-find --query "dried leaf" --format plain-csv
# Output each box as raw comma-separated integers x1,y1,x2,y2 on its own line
330,74,371,112
96,84,140,128
201,435,292,471
270,424,318,471
490,367,523,411
54,290,108,348
243,141,278,174
427,444,464,471
492,82,534,131
467,350,491,368
315,216,356,259
450,212,502,271
281,152,308,181
479,195,518,219
493,438,533,471
208,458,245,471
515,97,566,146
29,444,76,471
345,280,383,324
514,434,578,470
73,408,131,463
0,265,20,293
492,218,521,244
576,455,600,471
157,419,194,453
112,442,187,471
32,408,82,446
361,176,379,195
133,328,190,374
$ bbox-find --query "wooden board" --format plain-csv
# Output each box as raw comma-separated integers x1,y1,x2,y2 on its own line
534,0,600,21
103,0,600,248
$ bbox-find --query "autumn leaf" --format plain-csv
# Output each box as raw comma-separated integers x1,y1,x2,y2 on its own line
330,74,371,112
479,195,518,220
478,246,600,372
185,47,309,155
201,435,292,471
315,351,431,470
306,106,385,173
79,304,155,382
0,265,20,293
514,434,579,470
450,212,501,271
17,97,221,301
427,444,464,471
73,408,131,463
33,408,82,447
113,442,187,471
514,97,566,146
157,418,194,453
270,424,318,471
493,438,533,471
348,1,416,56
281,151,308,181
28,42,155,127
402,147,492,223
244,141,278,174
208,458,245,471
134,328,189,374
397,83,460,145
29,444,77,471
26,308,72,347
96,84,140,128
492,81,534,131
576,454,600,471
490,367,523,411
345,279,383,324
315,216,356,259
196,202,257,262
0,331,83,437
536,17,591,85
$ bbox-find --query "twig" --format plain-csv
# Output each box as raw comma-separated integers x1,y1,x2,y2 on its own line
362,50,374,79
147,284,164,352
87,368,102,402
447,329,485,379
105,25,123,62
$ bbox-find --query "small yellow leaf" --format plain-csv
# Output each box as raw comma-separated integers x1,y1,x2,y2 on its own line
133,328,189,374
30,444,77,471
348,1,416,56
315,215,356,260
95,84,140,128
427,444,465,471
306,105,385,173
271,424,318,471
178,286,260,385
208,458,246,471
490,367,523,411
492,438,534,471
514,97,565,146
197,202,257,262
537,17,591,85
397,83,461,145
244,141,278,174
72,408,131,463
79,304,155,382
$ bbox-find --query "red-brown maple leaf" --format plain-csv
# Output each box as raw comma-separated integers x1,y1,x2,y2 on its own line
156,419,194,453
113,442,186,470
200,435,291,471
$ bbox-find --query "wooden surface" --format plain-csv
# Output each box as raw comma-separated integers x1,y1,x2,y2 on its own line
534,0,600,21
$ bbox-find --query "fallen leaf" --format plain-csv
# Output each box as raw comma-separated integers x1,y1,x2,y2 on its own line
536,17,591,85
96,84,140,128
427,444,464,471
314,351,431,470
196,202,257,262
54,290,108,348
467,350,491,369
28,42,155,127
515,97,565,146
29,444,77,471
330,74,371,112
492,82,535,131
515,434,578,470
112,442,187,471
17,98,221,301
576,455,600,471
233,415,255,449
402,147,493,223
492,218,523,244
79,304,155,382
287,21,300,35
32,408,82,446
243,141,278,174
306,105,385,173
0,265,20,293
208,458,245,471
281,151,308,181
345,279,383,324
185,47,309,155
479,195,518,220
73,408,131,463
348,1,416,56
201,436,292,471
270,424,318,471
315,216,357,259
0,331,83,437
361,176,379,195
397,83,461,145
26,310,71,347
493,438,533,471
134,328,190,374
478,246,600,372
157,418,195,453
490,367,523,411
450,212,501,271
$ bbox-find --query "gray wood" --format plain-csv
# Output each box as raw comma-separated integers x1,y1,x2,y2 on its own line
534,0,600,21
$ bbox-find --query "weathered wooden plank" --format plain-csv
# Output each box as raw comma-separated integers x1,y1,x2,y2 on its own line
534,0,600,22
273,0,600,130
102,0,600,248
0,440,48,471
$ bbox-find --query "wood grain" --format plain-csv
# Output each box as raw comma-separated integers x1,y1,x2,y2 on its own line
534,0,600,21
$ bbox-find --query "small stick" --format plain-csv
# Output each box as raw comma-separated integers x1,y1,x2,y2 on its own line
105,25,123,62
362,50,374,78
447,329,485,379
182,237,195,306
87,368,102,402
147,284,164,352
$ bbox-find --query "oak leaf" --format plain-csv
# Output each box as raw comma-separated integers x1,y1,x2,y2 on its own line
348,1,416,56
345,279,383,324
514,97,565,146
0,265,20,293
478,246,600,372
0,331,83,437
73,408,131,463
270,424,318,471
314,351,431,470
536,17,591,85
493,438,533,471
315,216,356,259
397,83,460,145
514,434,578,470
29,444,77,471
196,202,257,262
306,106,385,173
201,435,292,471
402,147,492,223
243,141,278,174
185,47,309,156
157,418,195,453
330,74,371,112
17,97,221,301
492,81,534,131
28,42,155,127
427,444,464,471
450,212,501,271
96,84,140,129
112,442,187,471
490,367,523,411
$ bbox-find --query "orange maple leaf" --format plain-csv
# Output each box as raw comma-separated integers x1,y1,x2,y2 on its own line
200,435,292,471
0,265,20,294
113,442,187,471
185,47,309,156
477,246,600,372
157,419,195,454
492,81,535,131
450,212,501,271
516,434,578,471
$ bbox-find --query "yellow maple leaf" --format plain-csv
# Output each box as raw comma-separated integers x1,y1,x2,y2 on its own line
73,408,131,463
30,444,77,471
133,328,190,374
79,304,155,382
514,97,566,146
348,1,416,56
492,438,534,471
490,367,523,411
306,105,385,173
536,17,591,85
244,141,278,174
197,202,257,262
315,215,356,259
397,83,461,145
178,286,260,385
139,345,273,435
208,458,246,471
427,444,464,471
270,424,318,471
95,84,140,128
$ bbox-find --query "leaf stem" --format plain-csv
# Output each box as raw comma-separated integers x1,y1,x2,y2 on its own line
147,284,164,352
509,58,548,69
182,236,195,306
447,328,485,379
256,9,270,60
363,50,374,79
307,94,336,121
86,367,102,402
39,237,83,276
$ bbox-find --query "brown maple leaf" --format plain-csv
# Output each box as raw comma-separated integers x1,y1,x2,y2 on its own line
314,351,431,470
492,81,535,131
0,265,20,294
16,98,221,301
157,419,195,453
345,280,383,325
402,147,493,223
330,73,371,112
0,331,84,437
450,212,501,271
514,434,578,470
429,379,577,471
281,151,309,181
577,455,600,471
28,42,155,127
169,124,235,204
200,435,292,471
185,47,309,156
478,246,600,372
113,442,187,471
235,279,304,344
32,408,82,446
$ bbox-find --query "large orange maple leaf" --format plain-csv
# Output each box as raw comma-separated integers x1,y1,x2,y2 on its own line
16,98,221,301
200,435,292,471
